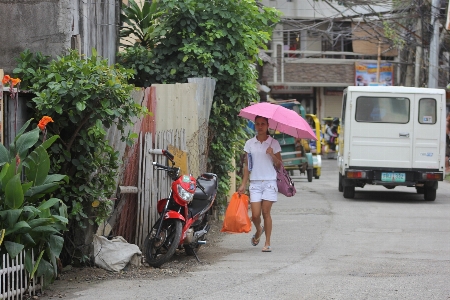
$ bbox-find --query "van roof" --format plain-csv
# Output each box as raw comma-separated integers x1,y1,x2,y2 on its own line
345,86,445,95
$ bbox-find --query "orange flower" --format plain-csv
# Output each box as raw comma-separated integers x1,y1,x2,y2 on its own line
2,75,10,84
11,78,21,86
37,116,54,131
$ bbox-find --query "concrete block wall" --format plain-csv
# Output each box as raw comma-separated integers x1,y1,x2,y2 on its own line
0,0,72,74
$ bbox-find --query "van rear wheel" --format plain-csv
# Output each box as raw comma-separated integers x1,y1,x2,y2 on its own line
343,186,355,199
338,174,343,192
307,169,313,182
424,188,436,201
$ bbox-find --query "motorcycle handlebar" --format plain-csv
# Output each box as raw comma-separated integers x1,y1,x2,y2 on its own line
152,162,169,170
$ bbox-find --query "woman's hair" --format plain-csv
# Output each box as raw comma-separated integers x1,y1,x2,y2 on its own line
255,115,270,135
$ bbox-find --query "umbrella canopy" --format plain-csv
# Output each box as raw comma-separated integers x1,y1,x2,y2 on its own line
239,102,317,140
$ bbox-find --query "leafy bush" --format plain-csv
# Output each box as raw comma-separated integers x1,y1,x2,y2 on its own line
13,49,146,264
0,118,69,286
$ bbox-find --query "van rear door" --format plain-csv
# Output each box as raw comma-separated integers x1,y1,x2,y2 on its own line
348,92,413,169
412,94,442,170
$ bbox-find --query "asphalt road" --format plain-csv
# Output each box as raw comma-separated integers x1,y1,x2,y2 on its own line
67,158,450,300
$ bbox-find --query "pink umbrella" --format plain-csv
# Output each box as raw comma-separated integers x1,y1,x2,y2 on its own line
239,102,317,140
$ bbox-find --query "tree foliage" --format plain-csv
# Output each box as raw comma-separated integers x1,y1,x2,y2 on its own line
119,0,280,202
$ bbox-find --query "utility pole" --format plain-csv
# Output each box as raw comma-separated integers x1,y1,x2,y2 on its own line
376,41,381,83
415,18,422,87
428,0,440,88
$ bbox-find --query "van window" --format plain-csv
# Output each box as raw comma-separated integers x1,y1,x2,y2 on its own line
355,96,410,123
418,98,436,124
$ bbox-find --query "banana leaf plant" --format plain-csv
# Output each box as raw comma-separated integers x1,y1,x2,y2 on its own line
120,0,158,49
0,118,69,287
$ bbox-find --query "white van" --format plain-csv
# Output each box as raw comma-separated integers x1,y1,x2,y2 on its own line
337,86,446,201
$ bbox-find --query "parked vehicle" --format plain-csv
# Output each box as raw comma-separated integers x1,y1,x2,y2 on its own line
144,149,218,267
272,100,315,182
306,113,322,179
338,86,446,200
321,117,340,159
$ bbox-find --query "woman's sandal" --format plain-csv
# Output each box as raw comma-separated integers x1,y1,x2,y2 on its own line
262,245,272,252
251,226,264,246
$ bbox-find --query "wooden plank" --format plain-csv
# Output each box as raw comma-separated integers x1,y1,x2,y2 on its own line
141,133,150,248
143,133,152,247
119,186,138,194
147,133,156,234
168,144,188,175
135,133,143,246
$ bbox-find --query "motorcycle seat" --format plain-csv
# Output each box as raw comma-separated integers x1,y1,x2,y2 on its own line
193,176,217,201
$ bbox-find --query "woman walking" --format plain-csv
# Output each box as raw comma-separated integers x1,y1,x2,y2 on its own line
237,115,282,252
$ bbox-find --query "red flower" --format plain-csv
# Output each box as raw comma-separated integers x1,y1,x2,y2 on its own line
37,116,54,131
2,75,11,84
10,78,21,86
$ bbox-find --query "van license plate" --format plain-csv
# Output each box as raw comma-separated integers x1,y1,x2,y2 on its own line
381,173,405,182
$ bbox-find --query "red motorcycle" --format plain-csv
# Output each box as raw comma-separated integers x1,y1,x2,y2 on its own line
144,149,218,267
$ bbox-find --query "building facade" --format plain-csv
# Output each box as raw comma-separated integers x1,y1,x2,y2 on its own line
260,0,407,119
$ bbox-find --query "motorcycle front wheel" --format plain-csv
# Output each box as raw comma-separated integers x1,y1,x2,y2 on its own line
144,219,182,268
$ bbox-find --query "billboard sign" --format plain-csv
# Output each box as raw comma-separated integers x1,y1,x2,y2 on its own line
355,62,394,86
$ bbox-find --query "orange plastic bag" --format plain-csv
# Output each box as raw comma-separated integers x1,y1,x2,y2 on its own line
221,192,251,233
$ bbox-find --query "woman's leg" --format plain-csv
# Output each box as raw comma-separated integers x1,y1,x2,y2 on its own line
261,200,274,246
250,202,263,239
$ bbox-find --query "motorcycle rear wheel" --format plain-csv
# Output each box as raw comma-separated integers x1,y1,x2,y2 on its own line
144,219,182,268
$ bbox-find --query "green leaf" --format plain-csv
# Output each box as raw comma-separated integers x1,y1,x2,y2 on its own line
5,221,31,235
49,235,64,257
15,119,33,138
76,101,86,111
24,183,61,198
4,241,24,258
43,174,69,185
25,250,33,273
28,218,53,228
31,250,45,278
5,174,24,209
0,143,10,165
6,209,22,228
38,198,61,210
16,127,40,158
1,163,15,190
52,215,69,224
40,135,59,150
32,226,59,234
25,146,50,186
22,181,33,194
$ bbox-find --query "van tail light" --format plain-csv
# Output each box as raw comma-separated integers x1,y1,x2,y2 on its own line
422,173,443,180
346,170,367,179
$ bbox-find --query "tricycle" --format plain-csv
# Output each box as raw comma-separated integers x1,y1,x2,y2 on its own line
271,100,316,182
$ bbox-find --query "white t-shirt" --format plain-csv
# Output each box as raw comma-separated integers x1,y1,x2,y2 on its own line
244,136,282,181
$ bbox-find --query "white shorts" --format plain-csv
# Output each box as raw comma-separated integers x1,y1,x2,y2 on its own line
249,180,278,203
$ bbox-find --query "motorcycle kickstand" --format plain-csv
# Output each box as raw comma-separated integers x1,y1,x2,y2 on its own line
193,250,201,263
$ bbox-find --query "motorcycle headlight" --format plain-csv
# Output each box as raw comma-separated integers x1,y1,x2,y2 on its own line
177,184,194,203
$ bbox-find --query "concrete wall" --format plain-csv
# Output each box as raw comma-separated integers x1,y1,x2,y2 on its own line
0,0,119,74
0,0,72,74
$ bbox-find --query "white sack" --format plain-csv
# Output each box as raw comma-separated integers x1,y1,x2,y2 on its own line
93,235,142,272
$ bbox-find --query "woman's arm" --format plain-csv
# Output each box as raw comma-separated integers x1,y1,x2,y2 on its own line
237,153,250,194
267,146,283,170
